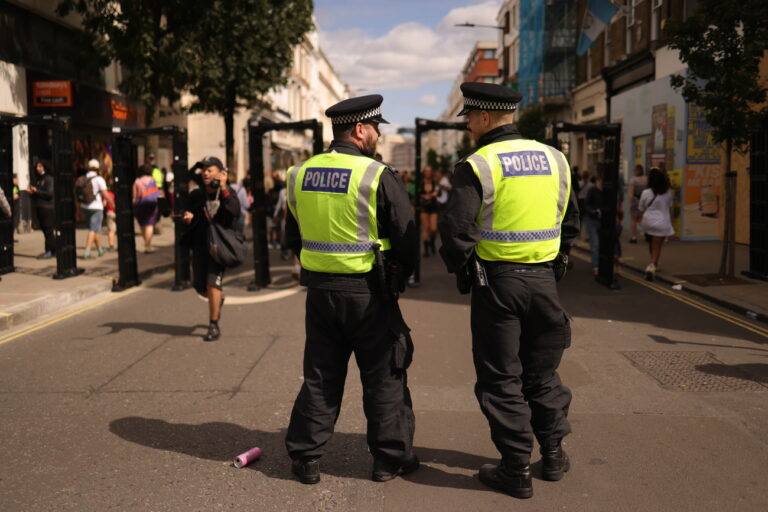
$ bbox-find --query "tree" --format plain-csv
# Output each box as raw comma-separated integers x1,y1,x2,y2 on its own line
666,0,768,277
186,0,313,167
456,133,474,160
57,0,198,125
516,104,553,142
58,0,314,168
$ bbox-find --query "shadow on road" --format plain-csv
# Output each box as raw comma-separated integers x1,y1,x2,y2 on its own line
648,334,768,354
696,363,768,385
109,417,500,491
99,322,208,337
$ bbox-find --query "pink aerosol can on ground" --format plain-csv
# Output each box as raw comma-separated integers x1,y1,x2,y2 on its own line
233,447,262,468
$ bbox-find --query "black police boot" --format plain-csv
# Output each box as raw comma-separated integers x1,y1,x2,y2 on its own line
291,457,321,484
203,321,220,342
478,460,533,499
372,455,420,482
541,439,570,481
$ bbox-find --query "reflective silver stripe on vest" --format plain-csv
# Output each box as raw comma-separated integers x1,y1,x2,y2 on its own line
481,227,561,242
302,239,379,254
287,164,300,215
548,147,569,226
467,154,495,231
357,161,383,242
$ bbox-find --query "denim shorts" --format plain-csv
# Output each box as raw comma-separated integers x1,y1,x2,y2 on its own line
82,208,104,233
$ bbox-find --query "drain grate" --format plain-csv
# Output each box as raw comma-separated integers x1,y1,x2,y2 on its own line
621,351,768,392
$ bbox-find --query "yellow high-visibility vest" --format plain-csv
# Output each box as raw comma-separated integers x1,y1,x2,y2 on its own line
286,152,391,273
465,139,571,263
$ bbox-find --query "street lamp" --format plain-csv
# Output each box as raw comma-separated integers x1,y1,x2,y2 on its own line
454,22,504,30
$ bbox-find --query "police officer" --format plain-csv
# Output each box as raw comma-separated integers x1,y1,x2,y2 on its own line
438,83,580,499
284,95,419,484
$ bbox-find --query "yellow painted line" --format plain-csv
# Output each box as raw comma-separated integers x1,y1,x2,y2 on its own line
0,276,169,347
572,252,768,339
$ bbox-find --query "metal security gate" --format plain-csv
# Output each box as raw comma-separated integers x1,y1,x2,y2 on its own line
110,126,189,291
0,114,81,279
413,117,468,286
247,119,323,290
552,122,622,289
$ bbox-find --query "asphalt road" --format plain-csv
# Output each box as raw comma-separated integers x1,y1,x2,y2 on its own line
1,255,767,511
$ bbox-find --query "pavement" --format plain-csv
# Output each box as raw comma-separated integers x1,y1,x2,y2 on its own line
1,217,179,330
0,246,766,511
572,236,768,325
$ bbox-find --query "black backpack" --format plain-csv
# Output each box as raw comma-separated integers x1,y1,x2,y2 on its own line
74,175,96,204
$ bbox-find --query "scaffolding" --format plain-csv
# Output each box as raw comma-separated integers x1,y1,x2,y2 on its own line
518,0,578,109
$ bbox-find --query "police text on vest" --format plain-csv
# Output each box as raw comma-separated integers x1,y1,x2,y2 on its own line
497,151,551,177
302,168,352,193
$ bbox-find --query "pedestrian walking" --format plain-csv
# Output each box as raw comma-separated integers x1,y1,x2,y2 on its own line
229,173,249,235
104,177,117,252
75,159,113,259
12,175,20,233
28,160,56,259
439,82,580,499
283,95,419,485
0,184,11,219
181,156,241,342
628,164,647,243
638,167,675,281
583,175,603,275
420,166,439,256
132,164,160,253
145,154,166,235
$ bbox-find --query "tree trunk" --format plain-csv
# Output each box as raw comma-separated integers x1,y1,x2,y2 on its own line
726,139,736,278
718,139,736,277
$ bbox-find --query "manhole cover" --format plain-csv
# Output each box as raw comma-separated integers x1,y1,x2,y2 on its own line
622,351,768,391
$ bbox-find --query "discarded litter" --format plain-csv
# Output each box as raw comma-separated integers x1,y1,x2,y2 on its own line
233,447,262,468
746,311,758,320
671,284,683,291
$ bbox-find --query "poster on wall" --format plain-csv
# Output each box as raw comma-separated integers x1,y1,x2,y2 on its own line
633,135,649,171
684,103,721,239
665,106,676,170
687,104,720,164
683,164,721,239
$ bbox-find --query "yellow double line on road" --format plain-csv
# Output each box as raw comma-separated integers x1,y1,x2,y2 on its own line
571,252,768,339
0,282,149,347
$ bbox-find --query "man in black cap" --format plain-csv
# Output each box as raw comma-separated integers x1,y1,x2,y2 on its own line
438,82,580,499
283,94,419,484
181,156,241,341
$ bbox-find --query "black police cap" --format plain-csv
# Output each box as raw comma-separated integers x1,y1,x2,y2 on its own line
196,155,226,173
325,94,389,125
457,82,523,116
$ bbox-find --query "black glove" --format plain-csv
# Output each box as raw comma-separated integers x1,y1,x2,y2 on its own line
553,252,568,282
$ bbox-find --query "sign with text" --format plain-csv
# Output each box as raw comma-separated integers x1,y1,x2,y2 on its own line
302,168,352,193
497,151,552,177
32,81,72,107
686,104,720,164
682,163,721,239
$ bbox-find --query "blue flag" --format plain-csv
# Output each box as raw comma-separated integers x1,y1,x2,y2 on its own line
577,0,619,56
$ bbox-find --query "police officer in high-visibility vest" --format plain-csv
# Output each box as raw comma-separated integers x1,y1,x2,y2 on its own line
439,83,580,499
283,95,419,485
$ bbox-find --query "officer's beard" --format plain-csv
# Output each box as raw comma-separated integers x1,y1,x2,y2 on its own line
361,132,377,158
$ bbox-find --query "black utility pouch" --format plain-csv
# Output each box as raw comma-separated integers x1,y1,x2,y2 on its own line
390,320,414,372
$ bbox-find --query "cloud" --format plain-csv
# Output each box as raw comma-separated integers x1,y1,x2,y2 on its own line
419,94,439,106
318,1,501,92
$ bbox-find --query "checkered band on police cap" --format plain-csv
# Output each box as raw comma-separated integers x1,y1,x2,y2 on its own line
463,96,518,112
330,106,382,125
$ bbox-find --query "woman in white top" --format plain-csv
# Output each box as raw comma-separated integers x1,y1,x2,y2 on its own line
638,167,675,281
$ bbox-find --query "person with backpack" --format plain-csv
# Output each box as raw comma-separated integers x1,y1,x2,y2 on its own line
76,159,113,259
132,164,160,253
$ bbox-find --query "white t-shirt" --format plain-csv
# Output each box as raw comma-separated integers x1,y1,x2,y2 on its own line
639,189,675,237
437,176,451,205
82,170,108,210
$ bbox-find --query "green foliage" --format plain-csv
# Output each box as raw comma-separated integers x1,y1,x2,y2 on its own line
516,104,551,142
456,133,474,159
57,0,314,160
666,0,768,151
426,148,439,169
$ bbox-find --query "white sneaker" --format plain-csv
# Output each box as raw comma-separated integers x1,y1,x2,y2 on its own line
644,263,656,281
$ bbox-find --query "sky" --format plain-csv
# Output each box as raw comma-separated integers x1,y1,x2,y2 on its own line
314,0,503,132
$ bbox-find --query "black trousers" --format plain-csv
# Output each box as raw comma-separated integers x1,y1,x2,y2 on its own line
36,207,56,253
471,262,572,465
285,288,415,465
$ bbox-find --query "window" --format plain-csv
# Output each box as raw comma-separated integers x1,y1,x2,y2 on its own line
651,0,663,41
626,0,636,54
483,49,495,59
